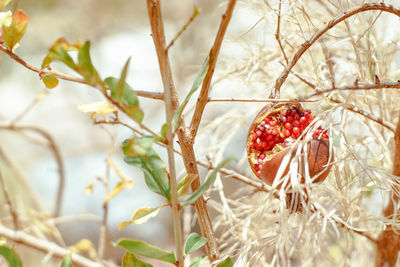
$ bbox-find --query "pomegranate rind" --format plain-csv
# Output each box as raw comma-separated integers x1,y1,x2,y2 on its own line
247,104,333,186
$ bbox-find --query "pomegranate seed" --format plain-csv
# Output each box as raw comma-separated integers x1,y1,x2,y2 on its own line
259,153,266,160
281,116,287,123
287,116,294,123
300,117,307,125
267,135,273,141
261,141,268,149
293,120,300,127
256,130,262,136
293,127,300,134
268,141,275,147
294,114,300,120
285,122,293,130
284,129,291,137
270,120,277,127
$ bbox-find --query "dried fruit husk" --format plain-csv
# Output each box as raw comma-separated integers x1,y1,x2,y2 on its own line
247,103,299,175
247,103,333,187
259,137,332,187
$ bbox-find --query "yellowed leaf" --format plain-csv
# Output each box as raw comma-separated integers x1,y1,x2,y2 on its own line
85,181,95,195
0,0,10,11
107,158,136,187
78,101,116,117
69,239,97,259
118,206,162,231
0,10,12,27
103,181,125,204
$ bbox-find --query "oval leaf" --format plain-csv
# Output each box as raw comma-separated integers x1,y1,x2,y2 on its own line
122,253,153,267
119,206,162,231
77,41,102,85
0,246,23,267
172,56,209,132
115,239,176,264
216,257,233,267
189,256,203,267
105,77,143,123
60,253,72,267
42,74,59,89
185,233,207,255
2,10,29,50
41,38,81,69
78,101,116,118
115,57,131,102
180,157,235,206
123,138,171,201
103,181,126,204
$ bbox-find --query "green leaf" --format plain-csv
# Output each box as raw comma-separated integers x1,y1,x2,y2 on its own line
2,10,29,51
119,206,162,231
60,253,73,267
105,77,143,123
115,57,131,102
180,157,234,206
172,56,209,131
77,41,102,85
115,239,176,264
185,233,207,255
42,74,59,89
122,253,153,267
177,174,197,197
160,123,169,139
41,38,81,69
123,136,156,157
216,257,233,267
123,138,171,201
188,256,203,267
0,246,23,267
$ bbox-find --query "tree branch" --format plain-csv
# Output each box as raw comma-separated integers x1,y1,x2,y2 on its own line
272,3,400,98
0,45,164,100
0,125,65,217
0,169,20,229
189,0,237,140
0,225,102,267
147,1,184,265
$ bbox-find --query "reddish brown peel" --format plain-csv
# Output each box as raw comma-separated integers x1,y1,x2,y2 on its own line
247,104,333,188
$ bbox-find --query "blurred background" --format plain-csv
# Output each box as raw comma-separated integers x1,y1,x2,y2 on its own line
2,0,400,266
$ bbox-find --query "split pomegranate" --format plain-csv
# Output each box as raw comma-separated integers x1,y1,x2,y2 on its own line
247,103,332,186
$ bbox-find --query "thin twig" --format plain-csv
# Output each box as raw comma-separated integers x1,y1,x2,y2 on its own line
167,6,200,50
304,81,400,100
0,169,20,229
98,130,114,261
94,118,269,193
207,98,317,103
0,225,102,267
147,1,184,265
0,125,65,217
11,90,48,124
273,3,400,98
189,0,237,140
275,0,288,64
0,146,43,211
0,45,164,100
